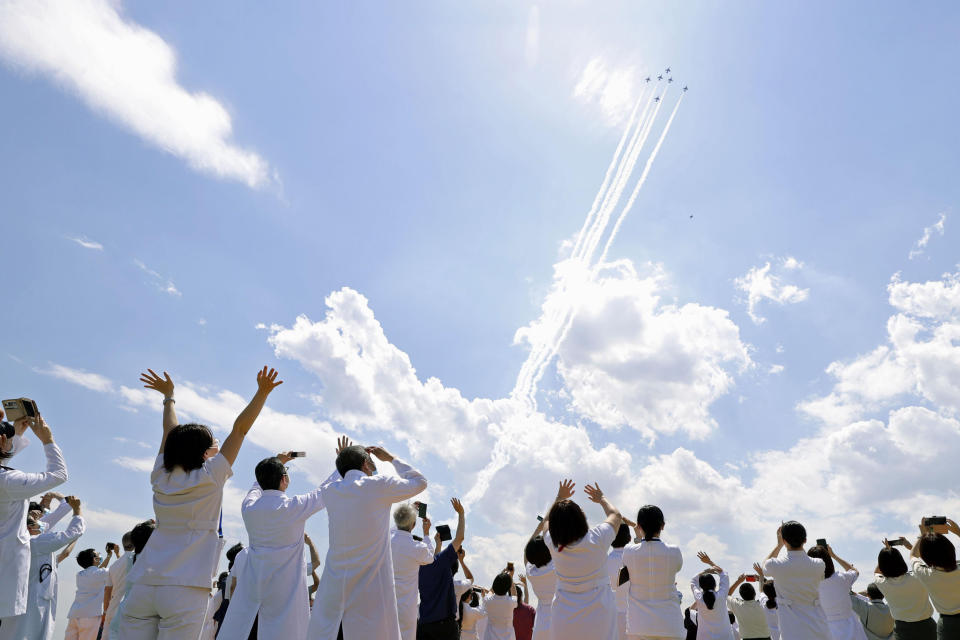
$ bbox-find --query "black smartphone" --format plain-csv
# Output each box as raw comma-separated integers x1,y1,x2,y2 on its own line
436,524,452,541
417,503,428,518
289,451,307,458
924,516,947,526
536,515,543,522
888,539,907,547
816,538,827,547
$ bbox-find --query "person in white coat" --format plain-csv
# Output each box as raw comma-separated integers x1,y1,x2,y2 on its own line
607,523,633,639
117,366,281,640
66,546,117,640
807,544,868,640
483,573,517,640
691,552,734,640
307,438,428,640
542,479,622,640
0,414,68,640
218,451,328,639
523,522,556,640
390,503,434,640
460,589,488,640
621,504,685,640
762,522,831,640
102,532,135,639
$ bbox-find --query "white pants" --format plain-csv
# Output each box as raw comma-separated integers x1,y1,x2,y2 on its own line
115,584,210,640
617,611,627,639
0,615,25,640
66,616,102,640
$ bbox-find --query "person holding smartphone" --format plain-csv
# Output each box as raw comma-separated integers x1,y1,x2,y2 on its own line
911,518,960,638
416,498,466,640
727,573,772,640
390,502,435,640
806,543,867,640
873,538,936,639
762,522,831,640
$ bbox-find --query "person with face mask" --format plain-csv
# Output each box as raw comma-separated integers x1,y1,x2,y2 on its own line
66,545,118,640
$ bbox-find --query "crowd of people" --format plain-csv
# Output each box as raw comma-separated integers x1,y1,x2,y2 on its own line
1,366,958,640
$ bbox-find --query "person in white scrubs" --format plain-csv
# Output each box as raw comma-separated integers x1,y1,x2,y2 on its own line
218,451,328,639
460,589,488,640
873,541,936,639
0,414,68,640
726,575,772,640
621,504,685,640
541,479,622,640
762,522,831,640
307,438,428,640
607,523,632,639
108,520,157,639
690,552,734,640
523,521,556,640
390,503,435,640
807,544,867,640
117,366,282,640
483,573,517,640
66,546,117,640
102,532,135,639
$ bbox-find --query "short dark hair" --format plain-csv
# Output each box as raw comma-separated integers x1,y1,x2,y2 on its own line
130,520,156,556
781,521,806,548
877,548,908,578
163,423,214,472
919,533,958,572
255,457,287,491
121,532,134,552
866,583,884,600
807,545,835,578
525,535,552,568
492,572,512,596
547,500,588,549
612,523,631,548
29,501,43,513
698,573,717,610
336,445,369,477
739,583,756,600
636,505,665,539
762,581,777,609
226,542,244,569
77,548,97,568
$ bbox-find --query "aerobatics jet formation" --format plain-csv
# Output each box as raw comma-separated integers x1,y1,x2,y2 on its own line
654,96,660,102
665,67,671,73
657,74,663,81
668,77,673,83
645,77,651,83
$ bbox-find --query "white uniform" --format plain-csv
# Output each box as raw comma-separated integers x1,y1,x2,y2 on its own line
460,601,487,640
621,539,685,639
219,480,327,640
390,528,435,640
608,547,629,639
39,499,72,529
102,552,132,639
817,570,867,640
758,596,780,640
544,523,618,640
727,596,771,640
525,561,556,640
199,589,222,640
691,572,734,640
307,458,427,640
67,566,110,640
0,442,68,632
482,594,517,640
118,452,232,640
10,512,85,640
763,550,831,640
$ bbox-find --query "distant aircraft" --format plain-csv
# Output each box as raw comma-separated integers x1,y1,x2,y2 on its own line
665,67,671,73
654,96,660,102
683,86,689,92
667,77,673,83
657,74,663,81
645,77,651,83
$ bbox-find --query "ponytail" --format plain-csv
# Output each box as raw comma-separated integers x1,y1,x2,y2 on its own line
762,581,777,609
698,573,718,610
702,590,716,610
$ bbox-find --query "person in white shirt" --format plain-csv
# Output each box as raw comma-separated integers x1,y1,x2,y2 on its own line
911,518,960,639
524,519,556,640
542,479,622,640
108,520,157,639
621,504,685,640
219,451,328,639
483,573,518,640
807,543,867,640
455,548,477,616
757,576,780,640
307,438,428,640
66,546,117,640
0,414,68,640
691,552,734,640
873,541,936,639
762,521,831,640
849,584,894,640
608,523,633,639
460,589,488,640
390,503,434,640
102,531,135,639
727,574,772,640
118,366,282,640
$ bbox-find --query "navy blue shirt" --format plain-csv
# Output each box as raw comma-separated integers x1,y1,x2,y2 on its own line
418,545,459,623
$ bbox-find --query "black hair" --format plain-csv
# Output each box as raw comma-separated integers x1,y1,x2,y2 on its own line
547,500,588,549
122,532,134,552
525,535,552,568
335,445,369,477
877,548,908,578
492,572,512,596
226,542,244,570
781,521,807,548
698,573,717,610
255,457,287,491
739,583,756,601
807,545,835,579
458,588,479,623
217,571,229,592
515,585,523,607
762,581,777,609
728,611,736,624
636,505,665,539
163,423,214,472
866,583,884,601
130,520,156,561
25,514,38,530
77,548,97,568
919,533,958,572
29,501,43,513
612,523,631,549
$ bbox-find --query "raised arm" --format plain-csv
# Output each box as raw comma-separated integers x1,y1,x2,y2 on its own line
519,574,529,604
829,545,856,573
459,549,474,582
584,483,622,530
40,495,71,529
766,526,785,561
100,543,115,568
57,538,79,565
220,367,283,466
729,573,746,596
140,370,178,454
304,532,321,571
1,417,68,499
451,498,466,552
540,479,576,533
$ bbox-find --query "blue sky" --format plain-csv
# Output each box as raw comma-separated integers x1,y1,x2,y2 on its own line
1,0,959,632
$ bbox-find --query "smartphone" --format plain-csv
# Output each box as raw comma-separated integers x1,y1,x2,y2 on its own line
924,516,947,526
2,398,38,422
506,562,514,572
745,575,758,583
536,515,543,522
289,451,307,458
888,539,907,547
436,524,452,541
816,538,827,547
417,503,428,518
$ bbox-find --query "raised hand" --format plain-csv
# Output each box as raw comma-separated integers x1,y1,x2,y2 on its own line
277,451,294,465
366,446,394,462
556,479,576,501
519,574,527,583
422,517,432,536
256,367,283,394
65,496,81,513
583,482,605,504
451,498,465,514
947,518,960,536
28,415,53,444
336,436,353,456
752,562,764,578
697,551,715,566
140,369,175,397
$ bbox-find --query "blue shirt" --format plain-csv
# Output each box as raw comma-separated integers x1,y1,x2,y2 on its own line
418,545,459,623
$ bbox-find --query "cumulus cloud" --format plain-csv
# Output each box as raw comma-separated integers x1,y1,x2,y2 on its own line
908,213,946,260
734,257,809,324
36,363,114,392
0,0,273,188
573,56,638,126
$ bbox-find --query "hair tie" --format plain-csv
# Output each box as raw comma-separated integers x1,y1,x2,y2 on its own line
557,545,565,552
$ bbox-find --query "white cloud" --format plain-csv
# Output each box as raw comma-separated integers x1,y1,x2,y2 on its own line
887,271,960,320
908,213,946,260
67,236,103,251
82,506,143,533
0,0,273,189
36,363,114,392
573,56,638,126
768,364,784,374
114,455,154,472
134,259,181,297
734,257,810,324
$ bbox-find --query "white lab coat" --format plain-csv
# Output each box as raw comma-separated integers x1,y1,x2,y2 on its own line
544,523,619,640
11,513,85,640
608,547,629,639
39,500,72,529
691,572,734,640
460,601,487,640
763,550,831,640
482,594,517,640
102,553,133,640
525,561,556,640
390,528,435,640
307,458,427,640
218,481,326,640
758,596,780,640
817,570,867,640
621,539,685,639
0,442,68,618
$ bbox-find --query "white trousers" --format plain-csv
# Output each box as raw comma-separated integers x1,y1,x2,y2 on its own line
115,584,210,640
66,616,101,640
0,615,24,640
617,611,628,639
